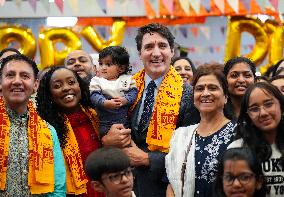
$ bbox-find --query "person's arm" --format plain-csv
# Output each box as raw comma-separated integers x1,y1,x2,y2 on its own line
90,91,106,107
124,87,138,105
47,125,66,197
101,124,131,148
177,84,200,127
166,184,175,197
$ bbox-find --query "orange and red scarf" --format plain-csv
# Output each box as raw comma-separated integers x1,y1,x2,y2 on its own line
0,98,54,194
63,106,99,195
131,66,183,153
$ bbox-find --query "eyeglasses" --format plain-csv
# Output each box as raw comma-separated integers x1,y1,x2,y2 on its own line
223,172,255,186
102,167,134,185
247,100,276,118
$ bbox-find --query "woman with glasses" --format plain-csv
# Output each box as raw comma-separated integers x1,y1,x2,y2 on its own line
213,148,265,197
223,57,256,120
166,64,236,197
228,82,284,196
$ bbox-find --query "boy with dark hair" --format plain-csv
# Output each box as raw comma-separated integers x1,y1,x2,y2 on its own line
85,147,135,197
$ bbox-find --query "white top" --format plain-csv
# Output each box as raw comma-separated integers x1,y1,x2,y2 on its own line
89,74,136,98
228,139,284,197
166,124,199,197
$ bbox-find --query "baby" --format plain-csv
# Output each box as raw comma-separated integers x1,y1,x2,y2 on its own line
89,46,137,137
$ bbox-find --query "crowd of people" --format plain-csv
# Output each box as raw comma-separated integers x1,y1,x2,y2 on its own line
0,22,283,197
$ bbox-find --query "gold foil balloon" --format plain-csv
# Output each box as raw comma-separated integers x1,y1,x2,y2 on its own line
266,26,284,71
0,25,36,58
260,21,278,74
39,28,82,69
81,19,126,52
225,17,269,66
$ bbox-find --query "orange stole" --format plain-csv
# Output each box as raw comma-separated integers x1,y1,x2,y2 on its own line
0,98,55,194
131,66,183,153
63,106,99,195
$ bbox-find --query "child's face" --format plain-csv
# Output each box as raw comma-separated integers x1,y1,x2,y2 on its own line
98,55,125,81
93,167,134,197
222,159,262,197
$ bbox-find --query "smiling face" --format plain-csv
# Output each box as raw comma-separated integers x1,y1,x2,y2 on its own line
227,63,254,97
247,88,281,135
49,68,81,113
139,32,174,80
223,160,262,197
65,50,94,79
1,60,38,112
98,55,125,81
173,59,193,84
194,74,227,114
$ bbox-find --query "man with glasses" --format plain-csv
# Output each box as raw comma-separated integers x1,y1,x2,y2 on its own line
85,147,135,197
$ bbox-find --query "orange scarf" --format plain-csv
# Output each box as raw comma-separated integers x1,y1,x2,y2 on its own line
131,66,183,153
63,106,99,195
0,98,54,194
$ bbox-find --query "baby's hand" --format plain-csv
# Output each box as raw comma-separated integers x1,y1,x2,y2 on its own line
103,99,122,110
113,97,128,106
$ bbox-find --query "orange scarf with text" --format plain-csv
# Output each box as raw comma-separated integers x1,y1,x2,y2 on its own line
0,98,55,194
63,106,99,195
131,66,183,153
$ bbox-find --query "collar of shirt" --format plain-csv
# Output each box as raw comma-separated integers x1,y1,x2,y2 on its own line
144,73,164,89
6,107,28,121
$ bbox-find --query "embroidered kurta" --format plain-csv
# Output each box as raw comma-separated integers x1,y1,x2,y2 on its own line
0,108,66,197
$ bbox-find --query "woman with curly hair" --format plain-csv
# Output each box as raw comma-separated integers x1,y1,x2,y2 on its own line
223,57,256,120
228,82,284,196
36,66,104,197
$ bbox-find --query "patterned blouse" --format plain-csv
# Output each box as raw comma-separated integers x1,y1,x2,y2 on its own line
194,121,236,197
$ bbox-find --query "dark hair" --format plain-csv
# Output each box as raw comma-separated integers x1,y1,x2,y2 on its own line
135,23,175,52
235,82,284,166
0,54,39,78
275,67,284,76
36,66,92,147
270,74,284,83
264,64,276,79
85,147,130,181
255,75,268,83
192,63,228,97
272,59,284,77
0,48,20,59
213,148,266,197
224,57,256,79
171,56,196,75
99,46,131,75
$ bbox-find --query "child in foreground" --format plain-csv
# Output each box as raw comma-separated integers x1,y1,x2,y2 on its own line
89,46,137,137
213,148,266,197
85,147,135,197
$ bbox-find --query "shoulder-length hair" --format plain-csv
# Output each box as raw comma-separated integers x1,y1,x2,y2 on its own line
235,82,284,166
